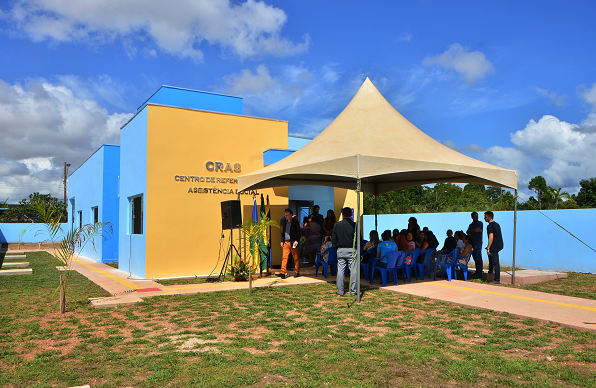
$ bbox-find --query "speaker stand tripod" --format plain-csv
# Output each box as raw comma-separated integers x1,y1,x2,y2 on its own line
218,230,240,282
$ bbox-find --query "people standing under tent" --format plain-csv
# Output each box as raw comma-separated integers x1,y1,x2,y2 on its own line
332,207,357,296
304,215,322,265
484,211,503,285
276,208,301,279
323,209,336,240
375,230,397,268
362,230,380,264
438,229,457,255
407,217,421,243
311,205,325,236
466,211,484,279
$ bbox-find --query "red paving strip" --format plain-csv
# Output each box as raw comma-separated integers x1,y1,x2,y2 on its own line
135,288,162,292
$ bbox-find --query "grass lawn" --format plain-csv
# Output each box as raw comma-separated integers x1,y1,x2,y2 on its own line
1,252,595,387
518,272,596,301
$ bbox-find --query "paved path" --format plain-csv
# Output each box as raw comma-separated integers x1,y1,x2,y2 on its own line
382,280,596,331
40,253,596,332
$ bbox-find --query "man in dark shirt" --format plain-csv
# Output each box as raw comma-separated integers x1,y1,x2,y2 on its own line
484,211,503,284
438,229,457,255
466,212,484,279
277,208,301,279
332,207,357,296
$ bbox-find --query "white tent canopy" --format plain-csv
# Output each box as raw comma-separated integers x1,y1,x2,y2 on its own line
238,78,519,301
238,78,517,194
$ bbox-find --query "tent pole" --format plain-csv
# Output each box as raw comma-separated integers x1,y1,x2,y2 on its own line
374,194,378,231
356,178,361,304
512,189,518,286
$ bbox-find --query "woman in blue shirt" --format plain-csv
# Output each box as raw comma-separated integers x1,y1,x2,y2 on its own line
376,230,398,268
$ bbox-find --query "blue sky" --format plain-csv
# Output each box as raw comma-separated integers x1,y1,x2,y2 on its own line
1,0,596,203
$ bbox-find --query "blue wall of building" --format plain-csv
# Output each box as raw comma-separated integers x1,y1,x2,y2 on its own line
363,209,596,273
139,86,243,114
289,186,335,216
288,136,312,150
119,107,148,278
69,146,104,262
0,223,67,243
68,145,120,263
102,145,120,263
263,149,294,166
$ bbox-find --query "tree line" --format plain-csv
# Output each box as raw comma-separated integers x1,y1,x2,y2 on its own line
0,193,68,223
363,176,596,215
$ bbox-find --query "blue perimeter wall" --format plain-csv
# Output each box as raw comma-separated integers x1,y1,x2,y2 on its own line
68,145,120,263
0,223,67,243
363,209,596,273
119,107,148,278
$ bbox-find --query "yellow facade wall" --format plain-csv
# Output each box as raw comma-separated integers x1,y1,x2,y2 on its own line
145,105,288,278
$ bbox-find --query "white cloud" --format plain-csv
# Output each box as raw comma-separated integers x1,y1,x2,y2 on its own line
536,87,567,107
422,43,495,85
224,64,278,95
481,115,596,194
0,79,133,203
6,0,309,61
397,33,412,42
290,117,334,139
578,83,596,110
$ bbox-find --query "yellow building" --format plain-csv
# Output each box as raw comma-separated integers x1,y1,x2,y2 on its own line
71,86,356,279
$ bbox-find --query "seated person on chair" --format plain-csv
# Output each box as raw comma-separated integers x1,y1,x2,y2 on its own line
395,229,408,251
454,231,465,251
438,229,457,255
362,230,380,264
319,235,333,263
375,230,397,268
457,234,473,265
415,231,429,264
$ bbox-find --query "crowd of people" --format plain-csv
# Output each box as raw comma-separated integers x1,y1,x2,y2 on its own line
276,206,504,290
360,212,504,284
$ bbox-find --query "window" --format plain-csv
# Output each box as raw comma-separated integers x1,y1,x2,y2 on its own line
77,210,82,228
130,195,143,234
70,198,75,225
91,206,98,224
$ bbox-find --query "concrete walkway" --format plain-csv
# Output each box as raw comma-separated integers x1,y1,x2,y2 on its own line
29,252,595,332
382,280,596,331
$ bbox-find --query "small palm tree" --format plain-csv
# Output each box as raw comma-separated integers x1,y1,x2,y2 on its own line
34,201,112,313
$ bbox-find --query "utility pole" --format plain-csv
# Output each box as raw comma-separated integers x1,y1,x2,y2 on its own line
63,162,70,204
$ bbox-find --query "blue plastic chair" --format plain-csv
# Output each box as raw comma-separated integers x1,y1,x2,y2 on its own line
418,247,436,280
315,247,338,278
394,250,409,284
360,247,377,281
454,249,473,281
404,248,420,282
373,251,404,287
434,249,458,281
